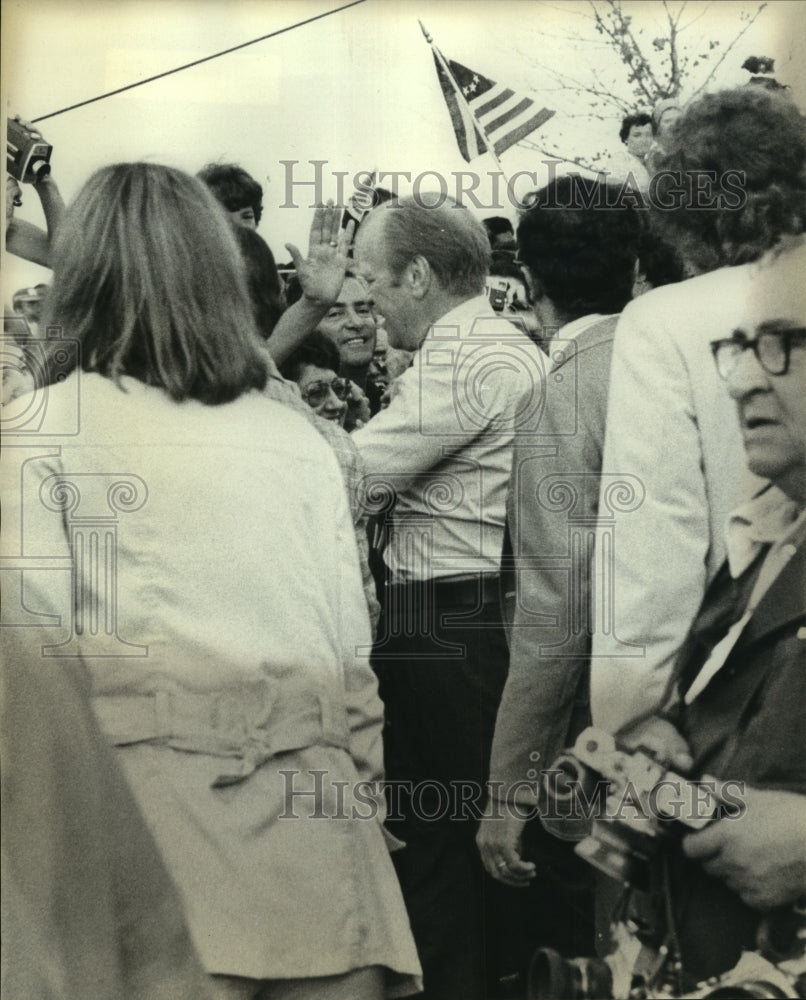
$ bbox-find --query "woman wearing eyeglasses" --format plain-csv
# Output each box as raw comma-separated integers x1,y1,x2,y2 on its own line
280,330,352,426
6,162,421,1000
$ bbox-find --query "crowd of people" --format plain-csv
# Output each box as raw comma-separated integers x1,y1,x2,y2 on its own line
2,78,805,1000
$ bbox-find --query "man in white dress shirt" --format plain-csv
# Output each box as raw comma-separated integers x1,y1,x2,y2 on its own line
352,195,540,1000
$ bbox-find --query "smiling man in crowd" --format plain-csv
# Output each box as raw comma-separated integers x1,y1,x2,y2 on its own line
316,272,383,415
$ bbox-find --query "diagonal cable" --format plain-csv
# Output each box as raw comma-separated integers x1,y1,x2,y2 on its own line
31,0,366,124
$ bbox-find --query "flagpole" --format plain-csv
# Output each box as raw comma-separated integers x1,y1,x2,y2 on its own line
418,20,510,184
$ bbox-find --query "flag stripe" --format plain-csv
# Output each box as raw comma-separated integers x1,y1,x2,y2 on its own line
473,90,524,122
484,97,533,136
485,101,543,141
492,109,555,155
461,106,488,158
473,88,515,118
453,77,488,158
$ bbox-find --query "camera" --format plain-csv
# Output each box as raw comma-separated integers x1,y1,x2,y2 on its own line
528,944,806,999
530,728,806,999
542,727,729,889
485,277,509,312
7,118,52,184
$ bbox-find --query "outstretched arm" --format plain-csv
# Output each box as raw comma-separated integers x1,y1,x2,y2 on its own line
267,202,354,365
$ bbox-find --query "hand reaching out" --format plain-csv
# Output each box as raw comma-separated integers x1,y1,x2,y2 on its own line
284,201,355,308
344,382,371,432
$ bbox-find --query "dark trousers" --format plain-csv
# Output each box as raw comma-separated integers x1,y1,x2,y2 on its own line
372,576,517,1000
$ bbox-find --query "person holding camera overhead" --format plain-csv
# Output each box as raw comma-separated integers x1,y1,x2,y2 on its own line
6,115,65,267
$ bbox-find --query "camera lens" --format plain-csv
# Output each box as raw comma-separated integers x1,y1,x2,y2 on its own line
528,948,613,1000
30,158,51,180
529,948,583,1000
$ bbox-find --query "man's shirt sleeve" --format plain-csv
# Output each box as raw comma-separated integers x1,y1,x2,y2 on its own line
353,358,491,488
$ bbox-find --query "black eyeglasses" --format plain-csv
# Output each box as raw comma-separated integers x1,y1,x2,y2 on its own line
710,326,806,380
300,377,351,407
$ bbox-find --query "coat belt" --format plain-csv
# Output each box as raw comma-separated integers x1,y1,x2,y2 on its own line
93,680,350,787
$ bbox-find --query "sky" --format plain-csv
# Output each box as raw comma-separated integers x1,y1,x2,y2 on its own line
3,0,806,299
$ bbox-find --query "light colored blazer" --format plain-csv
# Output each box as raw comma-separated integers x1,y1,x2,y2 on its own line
590,263,765,732
490,315,618,801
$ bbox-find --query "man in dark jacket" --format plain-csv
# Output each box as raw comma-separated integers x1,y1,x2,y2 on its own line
621,236,806,985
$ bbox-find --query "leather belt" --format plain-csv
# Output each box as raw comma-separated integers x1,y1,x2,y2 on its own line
386,573,501,609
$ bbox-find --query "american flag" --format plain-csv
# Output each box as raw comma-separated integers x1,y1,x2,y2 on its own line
433,53,555,163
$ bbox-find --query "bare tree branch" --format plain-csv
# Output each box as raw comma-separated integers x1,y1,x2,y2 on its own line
533,0,600,25
515,0,771,168
520,52,633,112
665,0,681,96
688,2,768,99
609,0,666,96
589,0,659,106
669,0,688,30
589,64,634,111
519,137,603,174
679,2,712,33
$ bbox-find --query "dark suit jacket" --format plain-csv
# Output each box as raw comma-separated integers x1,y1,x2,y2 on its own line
490,315,618,803
668,535,806,981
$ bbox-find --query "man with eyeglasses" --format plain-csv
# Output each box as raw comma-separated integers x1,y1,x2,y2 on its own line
299,374,351,415
616,238,806,985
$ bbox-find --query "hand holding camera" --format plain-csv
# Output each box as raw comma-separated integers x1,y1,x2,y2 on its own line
684,787,806,912
617,712,694,774
6,115,64,267
530,728,806,998
7,115,52,184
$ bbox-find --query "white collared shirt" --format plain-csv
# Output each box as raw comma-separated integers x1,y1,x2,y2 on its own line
353,296,541,582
